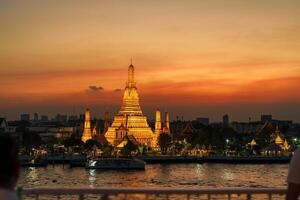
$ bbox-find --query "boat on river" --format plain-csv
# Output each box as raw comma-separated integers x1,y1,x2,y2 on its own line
86,158,145,170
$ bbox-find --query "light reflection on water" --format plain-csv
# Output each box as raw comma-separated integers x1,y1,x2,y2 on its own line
19,163,289,188
88,169,96,187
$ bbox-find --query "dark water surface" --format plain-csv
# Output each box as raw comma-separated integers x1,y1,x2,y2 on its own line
19,163,288,188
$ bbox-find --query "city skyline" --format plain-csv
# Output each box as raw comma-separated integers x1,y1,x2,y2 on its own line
1,0,300,121
4,109,295,124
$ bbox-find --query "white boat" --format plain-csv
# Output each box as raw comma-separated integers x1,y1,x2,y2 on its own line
86,158,145,170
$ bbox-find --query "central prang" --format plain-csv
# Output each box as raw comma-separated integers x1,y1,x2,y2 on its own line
104,63,155,147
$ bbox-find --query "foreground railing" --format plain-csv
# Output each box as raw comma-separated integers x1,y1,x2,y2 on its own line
22,187,287,200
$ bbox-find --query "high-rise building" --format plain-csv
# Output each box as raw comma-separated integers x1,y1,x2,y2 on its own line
34,113,39,121
20,114,30,121
41,115,48,121
69,115,78,121
223,114,229,127
55,114,67,122
104,63,154,146
196,117,209,126
81,109,92,143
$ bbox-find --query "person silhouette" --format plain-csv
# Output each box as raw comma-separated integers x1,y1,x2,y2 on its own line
0,135,19,200
287,149,300,200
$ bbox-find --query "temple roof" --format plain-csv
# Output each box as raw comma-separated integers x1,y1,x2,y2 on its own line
274,125,284,145
256,121,274,137
181,122,195,135
250,139,257,146
117,135,139,148
283,139,290,150
0,118,6,125
275,134,284,145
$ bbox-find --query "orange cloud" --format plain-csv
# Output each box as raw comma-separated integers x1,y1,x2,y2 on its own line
1,76,299,110
138,76,300,105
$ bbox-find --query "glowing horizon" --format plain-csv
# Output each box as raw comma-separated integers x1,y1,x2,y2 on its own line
0,0,300,121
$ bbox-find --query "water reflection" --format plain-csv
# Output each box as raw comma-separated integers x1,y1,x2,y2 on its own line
19,164,289,189
88,169,96,187
222,169,234,181
27,167,38,182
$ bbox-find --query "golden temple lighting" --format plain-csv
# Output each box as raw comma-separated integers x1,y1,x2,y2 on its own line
273,125,290,151
81,108,93,143
155,110,162,132
162,112,170,134
104,63,154,146
274,126,284,145
152,109,162,147
250,139,257,146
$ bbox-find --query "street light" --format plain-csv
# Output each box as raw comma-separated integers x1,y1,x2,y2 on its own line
293,138,298,142
225,139,230,156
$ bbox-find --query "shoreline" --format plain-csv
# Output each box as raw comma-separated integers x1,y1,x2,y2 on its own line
19,155,291,167
139,156,291,164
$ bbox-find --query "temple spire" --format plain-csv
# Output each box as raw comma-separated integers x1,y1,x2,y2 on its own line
163,112,170,134
152,109,162,148
105,62,153,147
127,61,135,88
155,109,162,131
81,108,92,143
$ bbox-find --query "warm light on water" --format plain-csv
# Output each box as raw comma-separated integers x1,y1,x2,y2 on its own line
18,164,288,188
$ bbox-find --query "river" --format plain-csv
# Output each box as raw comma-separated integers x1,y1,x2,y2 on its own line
19,163,288,189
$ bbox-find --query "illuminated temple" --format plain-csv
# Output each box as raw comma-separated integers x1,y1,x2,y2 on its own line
104,63,155,146
81,109,93,143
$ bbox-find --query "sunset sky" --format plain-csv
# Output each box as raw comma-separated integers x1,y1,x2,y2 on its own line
1,0,300,122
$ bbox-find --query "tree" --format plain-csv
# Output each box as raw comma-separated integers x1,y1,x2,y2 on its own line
101,144,114,157
84,139,101,150
222,127,243,155
189,127,223,150
120,140,138,156
62,135,83,147
22,131,42,155
170,140,185,155
158,134,172,155
137,145,148,156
